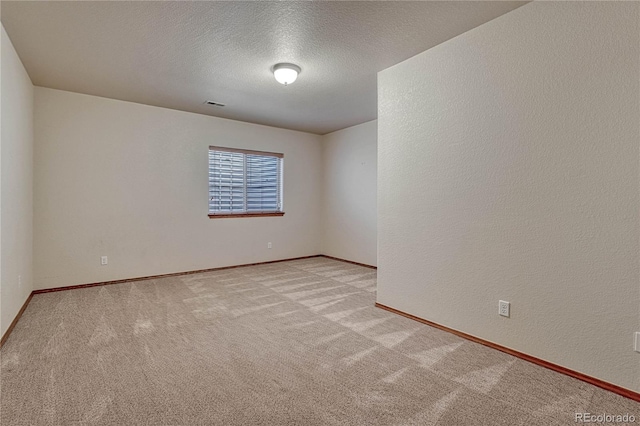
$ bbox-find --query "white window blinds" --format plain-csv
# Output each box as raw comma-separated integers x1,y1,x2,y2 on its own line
208,146,283,215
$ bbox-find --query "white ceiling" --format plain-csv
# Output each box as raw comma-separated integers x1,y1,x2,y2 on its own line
1,1,525,135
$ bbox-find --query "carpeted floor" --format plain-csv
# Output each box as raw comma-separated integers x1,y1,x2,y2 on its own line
1,257,638,425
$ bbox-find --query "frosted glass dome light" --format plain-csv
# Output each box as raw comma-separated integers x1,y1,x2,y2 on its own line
273,63,301,86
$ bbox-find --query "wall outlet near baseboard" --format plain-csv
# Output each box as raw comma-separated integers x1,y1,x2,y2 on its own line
635,332,640,353
499,300,510,318
101,256,108,265
268,242,272,249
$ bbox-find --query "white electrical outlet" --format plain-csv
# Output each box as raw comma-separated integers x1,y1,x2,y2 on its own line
268,242,272,249
635,332,640,353
499,300,510,318
101,256,108,265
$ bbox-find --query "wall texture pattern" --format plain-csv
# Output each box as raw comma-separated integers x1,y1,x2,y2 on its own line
321,120,377,266
1,25,34,337
34,88,322,290
378,2,640,392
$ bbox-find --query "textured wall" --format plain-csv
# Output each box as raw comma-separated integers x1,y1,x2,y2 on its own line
321,120,377,266
34,88,322,290
378,2,640,391
1,25,34,337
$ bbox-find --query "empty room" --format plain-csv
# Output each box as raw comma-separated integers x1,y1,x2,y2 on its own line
1,1,639,424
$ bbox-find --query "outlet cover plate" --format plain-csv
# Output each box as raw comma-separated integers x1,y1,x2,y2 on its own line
499,300,510,318
635,332,640,353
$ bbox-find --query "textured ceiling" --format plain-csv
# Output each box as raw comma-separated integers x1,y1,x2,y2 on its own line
1,1,526,134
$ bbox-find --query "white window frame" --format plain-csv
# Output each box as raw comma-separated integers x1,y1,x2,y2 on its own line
208,146,284,218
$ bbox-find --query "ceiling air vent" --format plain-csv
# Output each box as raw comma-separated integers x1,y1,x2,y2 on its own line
204,100,225,107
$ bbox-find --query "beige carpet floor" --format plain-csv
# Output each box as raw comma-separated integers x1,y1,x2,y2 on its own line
1,257,638,425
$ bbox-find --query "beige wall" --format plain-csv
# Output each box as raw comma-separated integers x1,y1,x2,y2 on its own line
34,87,322,290
1,25,34,337
321,121,377,266
378,2,640,392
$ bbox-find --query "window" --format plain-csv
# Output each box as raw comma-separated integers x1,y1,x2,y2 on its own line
208,146,284,218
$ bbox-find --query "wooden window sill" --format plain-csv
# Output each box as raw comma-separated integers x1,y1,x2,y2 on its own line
208,212,285,219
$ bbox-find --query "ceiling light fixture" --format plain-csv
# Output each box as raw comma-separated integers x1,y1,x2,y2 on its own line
272,63,301,86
